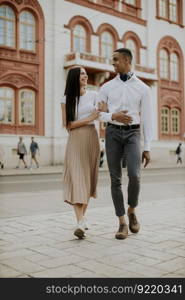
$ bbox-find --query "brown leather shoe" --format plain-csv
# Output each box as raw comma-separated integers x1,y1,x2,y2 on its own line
74,228,85,239
115,223,128,239
128,213,140,233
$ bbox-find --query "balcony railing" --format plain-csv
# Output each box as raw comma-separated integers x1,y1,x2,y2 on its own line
135,64,155,74
64,52,156,76
65,52,112,65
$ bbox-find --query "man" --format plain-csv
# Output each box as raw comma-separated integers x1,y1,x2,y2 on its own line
176,143,182,164
29,137,40,168
98,48,153,240
16,137,27,168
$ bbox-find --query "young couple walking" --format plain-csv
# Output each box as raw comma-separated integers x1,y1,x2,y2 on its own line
61,48,153,240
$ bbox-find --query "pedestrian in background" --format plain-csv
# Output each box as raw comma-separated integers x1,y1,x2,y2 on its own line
176,143,182,164
29,137,40,168
0,144,5,169
99,139,105,168
16,137,27,169
61,66,100,239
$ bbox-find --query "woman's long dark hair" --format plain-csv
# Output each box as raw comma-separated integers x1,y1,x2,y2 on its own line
64,67,81,126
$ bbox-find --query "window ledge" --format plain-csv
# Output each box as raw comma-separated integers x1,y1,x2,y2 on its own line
156,16,184,27
0,46,16,51
65,0,146,26
19,49,36,54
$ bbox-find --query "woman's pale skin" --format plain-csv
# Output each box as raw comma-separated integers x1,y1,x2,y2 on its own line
62,68,99,130
61,68,99,225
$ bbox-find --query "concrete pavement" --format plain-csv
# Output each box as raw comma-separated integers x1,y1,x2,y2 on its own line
0,197,185,278
0,166,185,278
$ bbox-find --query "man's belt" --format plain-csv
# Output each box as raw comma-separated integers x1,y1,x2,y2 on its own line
107,123,140,130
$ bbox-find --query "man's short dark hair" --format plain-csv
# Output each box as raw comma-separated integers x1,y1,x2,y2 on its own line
114,48,133,62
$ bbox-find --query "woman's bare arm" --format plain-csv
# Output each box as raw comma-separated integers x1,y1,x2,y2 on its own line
61,104,99,130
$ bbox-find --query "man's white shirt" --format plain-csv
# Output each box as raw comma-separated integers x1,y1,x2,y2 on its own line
97,74,153,151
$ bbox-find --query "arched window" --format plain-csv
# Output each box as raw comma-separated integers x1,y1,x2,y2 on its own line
73,24,86,52
170,52,179,81
20,11,35,51
171,108,180,134
161,107,170,133
169,0,177,22
19,89,35,125
0,87,14,124
101,31,114,59
0,5,15,47
160,49,169,79
125,38,137,65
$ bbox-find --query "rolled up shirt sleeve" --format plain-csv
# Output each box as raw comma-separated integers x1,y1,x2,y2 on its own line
61,96,66,104
96,86,113,122
141,86,153,151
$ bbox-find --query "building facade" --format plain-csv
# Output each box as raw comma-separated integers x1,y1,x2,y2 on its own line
0,0,185,167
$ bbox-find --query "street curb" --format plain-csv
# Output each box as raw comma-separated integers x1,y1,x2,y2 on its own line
0,165,184,177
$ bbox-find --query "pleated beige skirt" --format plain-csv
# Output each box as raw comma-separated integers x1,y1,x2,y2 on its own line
63,125,100,205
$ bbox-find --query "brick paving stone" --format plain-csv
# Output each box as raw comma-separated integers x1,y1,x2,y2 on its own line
24,253,51,263
27,246,69,258
165,248,185,258
174,269,185,276
154,257,185,273
1,257,45,274
32,265,85,278
15,274,32,278
76,260,125,276
152,240,183,250
72,271,107,278
133,257,164,266
130,247,178,261
0,184,185,278
161,273,185,278
121,262,169,277
96,253,142,267
0,249,37,261
39,255,88,268
0,264,22,278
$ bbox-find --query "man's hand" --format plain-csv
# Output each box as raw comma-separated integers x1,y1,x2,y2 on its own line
112,110,133,124
87,110,99,122
142,151,150,168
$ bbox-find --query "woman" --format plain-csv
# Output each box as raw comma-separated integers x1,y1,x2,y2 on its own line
61,66,100,239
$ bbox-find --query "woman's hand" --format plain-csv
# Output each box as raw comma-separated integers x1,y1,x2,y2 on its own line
87,110,99,122
98,101,108,112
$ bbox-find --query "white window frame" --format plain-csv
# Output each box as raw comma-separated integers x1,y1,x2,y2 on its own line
160,49,169,79
125,38,137,65
171,108,180,134
161,107,170,133
101,31,114,59
20,10,35,51
169,0,177,22
170,52,179,81
73,24,86,53
0,5,15,47
19,89,35,125
0,86,14,124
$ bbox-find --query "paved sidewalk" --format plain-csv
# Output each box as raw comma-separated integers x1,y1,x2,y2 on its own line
0,194,185,278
